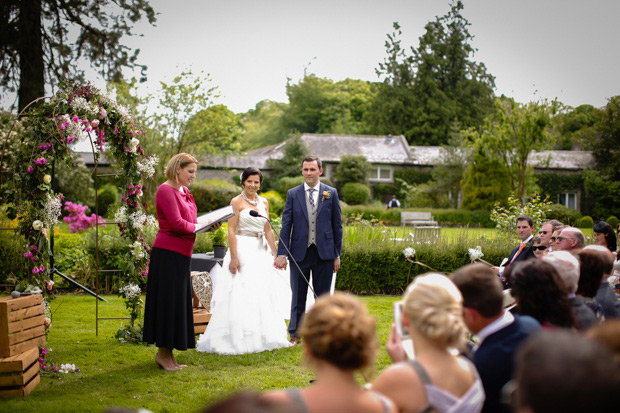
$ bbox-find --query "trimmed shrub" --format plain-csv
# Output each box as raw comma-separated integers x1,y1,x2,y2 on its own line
577,215,594,228
546,203,582,226
341,206,493,227
606,216,619,229
96,183,119,217
191,181,240,213
341,183,371,205
262,190,284,217
278,176,304,195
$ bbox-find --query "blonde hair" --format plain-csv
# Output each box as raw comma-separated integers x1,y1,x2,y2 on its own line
403,273,467,350
165,153,198,182
299,292,376,371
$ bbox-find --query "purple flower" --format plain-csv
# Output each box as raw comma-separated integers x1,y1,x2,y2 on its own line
41,348,48,356
27,166,34,173
72,116,79,122
67,135,76,144
60,124,66,130
84,127,91,132
34,157,48,166
51,365,57,371
23,251,33,258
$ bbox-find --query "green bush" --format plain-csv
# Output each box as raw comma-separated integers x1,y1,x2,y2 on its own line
546,203,582,226
340,206,493,227
96,183,119,217
212,227,227,247
606,216,619,229
577,215,594,228
278,176,304,195
341,183,371,205
194,232,214,253
334,154,369,187
337,224,512,294
191,181,240,213
0,229,23,284
262,190,284,217
371,183,397,201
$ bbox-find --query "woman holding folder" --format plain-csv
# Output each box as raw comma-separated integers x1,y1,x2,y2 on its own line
143,153,218,371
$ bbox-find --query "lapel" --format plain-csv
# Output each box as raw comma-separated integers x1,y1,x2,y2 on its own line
296,184,309,223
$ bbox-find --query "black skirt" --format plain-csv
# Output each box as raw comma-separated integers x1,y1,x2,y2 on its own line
143,247,195,350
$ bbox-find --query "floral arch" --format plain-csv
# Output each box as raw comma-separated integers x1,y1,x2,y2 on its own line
0,84,158,336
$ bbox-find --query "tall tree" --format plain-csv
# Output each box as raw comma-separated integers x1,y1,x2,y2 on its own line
239,100,288,150
372,1,495,145
1,0,156,111
465,97,558,202
185,104,242,158
266,135,308,180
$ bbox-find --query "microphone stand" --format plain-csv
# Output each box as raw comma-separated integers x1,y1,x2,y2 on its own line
249,210,317,299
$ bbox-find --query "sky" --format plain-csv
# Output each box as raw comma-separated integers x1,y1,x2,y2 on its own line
3,0,620,114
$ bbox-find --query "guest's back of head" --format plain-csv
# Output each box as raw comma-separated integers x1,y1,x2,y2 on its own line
542,251,580,293
514,330,620,413
577,247,613,297
300,292,376,371
586,320,620,363
509,260,575,328
402,272,467,350
203,391,298,413
450,264,504,318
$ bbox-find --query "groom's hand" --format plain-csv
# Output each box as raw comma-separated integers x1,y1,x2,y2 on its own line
274,256,287,270
333,257,341,272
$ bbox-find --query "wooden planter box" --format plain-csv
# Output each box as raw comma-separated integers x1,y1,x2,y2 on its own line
0,295,46,357
0,347,40,398
193,308,211,334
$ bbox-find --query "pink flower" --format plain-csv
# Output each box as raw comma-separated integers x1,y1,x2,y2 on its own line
41,348,48,356
51,365,57,371
99,108,107,119
34,157,48,166
72,116,79,122
23,251,33,258
67,135,76,144
39,265,45,272
84,127,91,132
42,364,47,370
60,124,66,130
91,119,99,128
82,119,89,125
27,166,34,173
32,267,39,274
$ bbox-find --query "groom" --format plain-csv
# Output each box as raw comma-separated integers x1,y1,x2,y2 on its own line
274,155,342,345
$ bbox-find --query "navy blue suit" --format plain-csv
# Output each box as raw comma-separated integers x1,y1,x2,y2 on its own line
473,314,540,413
277,183,342,337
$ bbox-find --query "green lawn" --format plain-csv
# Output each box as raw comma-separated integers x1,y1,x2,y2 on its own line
3,294,399,412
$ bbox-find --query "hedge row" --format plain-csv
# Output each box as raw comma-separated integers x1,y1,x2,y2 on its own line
336,236,512,294
341,206,493,227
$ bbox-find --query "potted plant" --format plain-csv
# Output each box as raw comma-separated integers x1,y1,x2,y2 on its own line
212,227,227,259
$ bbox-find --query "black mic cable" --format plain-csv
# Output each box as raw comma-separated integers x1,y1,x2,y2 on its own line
249,209,318,299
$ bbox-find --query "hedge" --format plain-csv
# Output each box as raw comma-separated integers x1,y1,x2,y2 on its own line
191,181,240,213
336,229,512,294
341,206,493,227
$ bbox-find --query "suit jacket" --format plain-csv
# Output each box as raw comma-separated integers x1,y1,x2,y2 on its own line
504,240,536,267
473,314,540,413
277,182,342,262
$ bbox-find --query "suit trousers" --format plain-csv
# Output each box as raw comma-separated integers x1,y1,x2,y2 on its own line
288,244,333,337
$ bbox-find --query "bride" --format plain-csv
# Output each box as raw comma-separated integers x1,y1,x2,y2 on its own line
196,167,292,354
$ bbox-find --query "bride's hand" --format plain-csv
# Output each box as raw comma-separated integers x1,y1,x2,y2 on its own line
229,258,240,274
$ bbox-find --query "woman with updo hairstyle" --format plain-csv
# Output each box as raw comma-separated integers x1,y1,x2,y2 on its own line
262,293,396,413
373,273,485,413
593,221,617,252
509,260,575,328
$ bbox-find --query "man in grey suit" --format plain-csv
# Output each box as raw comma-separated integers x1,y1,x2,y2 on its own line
274,155,342,345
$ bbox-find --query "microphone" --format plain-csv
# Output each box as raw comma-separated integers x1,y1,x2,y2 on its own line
250,209,317,299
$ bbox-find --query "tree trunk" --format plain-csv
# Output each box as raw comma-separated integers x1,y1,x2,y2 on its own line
18,1,45,112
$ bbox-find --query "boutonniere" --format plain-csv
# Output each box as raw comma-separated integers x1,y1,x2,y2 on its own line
321,190,331,202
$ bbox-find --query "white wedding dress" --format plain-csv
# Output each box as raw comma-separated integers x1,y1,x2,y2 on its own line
196,203,293,355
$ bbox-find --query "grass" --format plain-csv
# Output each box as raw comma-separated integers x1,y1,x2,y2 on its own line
3,294,399,412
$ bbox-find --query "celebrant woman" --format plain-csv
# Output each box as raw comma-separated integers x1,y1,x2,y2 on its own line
196,167,292,355
143,153,217,371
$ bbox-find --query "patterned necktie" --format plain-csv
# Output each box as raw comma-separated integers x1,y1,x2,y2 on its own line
307,188,316,209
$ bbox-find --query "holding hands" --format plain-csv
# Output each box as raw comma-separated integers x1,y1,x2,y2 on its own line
274,256,288,270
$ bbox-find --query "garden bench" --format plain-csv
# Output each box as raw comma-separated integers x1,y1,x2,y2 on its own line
401,211,439,227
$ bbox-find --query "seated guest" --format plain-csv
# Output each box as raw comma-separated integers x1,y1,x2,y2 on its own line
578,245,620,319
548,225,568,252
451,264,540,413
586,320,620,362
530,236,547,259
593,221,617,252
513,330,620,413
373,273,485,413
494,215,537,281
538,220,561,248
509,260,575,329
543,251,598,330
203,391,296,413
261,293,396,413
555,227,586,253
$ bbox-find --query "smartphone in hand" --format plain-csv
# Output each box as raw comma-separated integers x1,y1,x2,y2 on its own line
393,301,410,340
